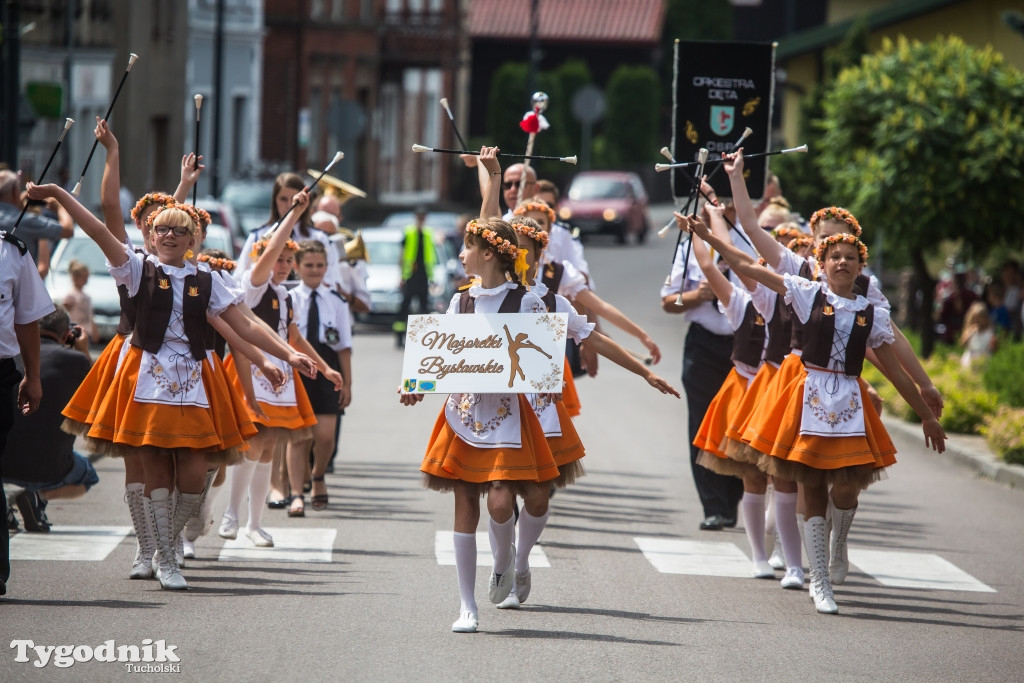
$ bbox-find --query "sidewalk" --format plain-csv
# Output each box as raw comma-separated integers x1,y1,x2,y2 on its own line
883,415,1024,490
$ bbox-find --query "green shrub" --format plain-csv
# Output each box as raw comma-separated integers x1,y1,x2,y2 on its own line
981,407,1024,465
982,342,1024,407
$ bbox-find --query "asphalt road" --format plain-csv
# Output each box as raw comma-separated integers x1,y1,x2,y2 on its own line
2,208,1022,681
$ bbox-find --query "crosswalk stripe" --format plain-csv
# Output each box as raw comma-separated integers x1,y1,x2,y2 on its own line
217,527,337,563
634,537,753,577
9,526,133,562
848,549,996,593
434,531,550,567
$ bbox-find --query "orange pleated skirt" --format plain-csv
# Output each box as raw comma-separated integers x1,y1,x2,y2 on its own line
421,395,559,493
547,400,585,487
694,368,750,459
63,333,129,436
725,361,779,452
83,346,256,463
562,358,581,417
221,353,317,431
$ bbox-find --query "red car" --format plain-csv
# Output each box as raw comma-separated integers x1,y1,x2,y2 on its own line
557,171,650,244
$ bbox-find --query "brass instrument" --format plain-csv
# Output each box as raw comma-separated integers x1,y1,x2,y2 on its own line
332,227,369,263
308,170,367,206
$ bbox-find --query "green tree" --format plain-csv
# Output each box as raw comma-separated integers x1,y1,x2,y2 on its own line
554,59,594,156
601,65,660,167
817,35,1024,355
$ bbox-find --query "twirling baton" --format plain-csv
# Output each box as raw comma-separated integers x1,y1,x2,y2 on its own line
263,152,344,238
411,144,577,164
192,94,204,206
518,92,549,206
72,53,138,196
655,144,807,172
439,98,469,152
11,117,75,234
672,148,708,303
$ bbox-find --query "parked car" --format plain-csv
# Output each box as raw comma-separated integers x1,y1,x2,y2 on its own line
46,225,237,341
357,228,457,324
196,199,244,255
557,171,650,244
220,178,274,235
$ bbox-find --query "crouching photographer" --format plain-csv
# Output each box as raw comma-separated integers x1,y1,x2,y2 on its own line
3,308,95,533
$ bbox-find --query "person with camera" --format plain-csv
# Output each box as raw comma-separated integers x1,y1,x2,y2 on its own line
2,308,96,535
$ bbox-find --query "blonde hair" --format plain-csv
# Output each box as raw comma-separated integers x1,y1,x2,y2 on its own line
150,207,198,237
68,259,89,277
758,203,791,228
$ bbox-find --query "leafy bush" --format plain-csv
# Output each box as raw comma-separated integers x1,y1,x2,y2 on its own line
982,341,1024,407
981,407,1024,465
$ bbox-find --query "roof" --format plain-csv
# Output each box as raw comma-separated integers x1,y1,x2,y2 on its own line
469,0,667,45
776,0,965,60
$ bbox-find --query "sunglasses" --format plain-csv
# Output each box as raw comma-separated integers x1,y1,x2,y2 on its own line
503,180,535,190
154,225,190,237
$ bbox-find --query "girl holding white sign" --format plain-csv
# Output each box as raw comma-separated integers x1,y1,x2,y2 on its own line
499,214,680,609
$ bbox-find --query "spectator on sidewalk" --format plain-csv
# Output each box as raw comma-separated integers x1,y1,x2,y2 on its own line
2,308,96,533
0,170,74,276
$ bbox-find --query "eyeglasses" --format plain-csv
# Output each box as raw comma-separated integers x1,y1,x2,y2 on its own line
154,225,190,237
502,180,535,190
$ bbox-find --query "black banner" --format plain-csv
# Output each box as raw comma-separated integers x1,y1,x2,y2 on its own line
673,40,775,202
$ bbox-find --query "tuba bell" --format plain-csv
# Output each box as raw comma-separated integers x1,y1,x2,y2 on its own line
332,227,369,263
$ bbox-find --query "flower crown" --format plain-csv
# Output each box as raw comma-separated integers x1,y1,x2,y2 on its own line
251,238,300,261
771,225,803,241
197,253,237,272
814,233,868,264
130,192,176,222
146,205,199,235
195,207,212,228
466,219,520,257
810,206,862,237
513,200,555,226
509,219,550,249
788,236,814,253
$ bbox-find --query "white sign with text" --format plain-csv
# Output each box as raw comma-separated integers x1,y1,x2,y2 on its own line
401,313,568,394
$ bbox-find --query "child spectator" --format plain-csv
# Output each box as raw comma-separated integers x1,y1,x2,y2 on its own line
62,259,98,344
960,301,996,367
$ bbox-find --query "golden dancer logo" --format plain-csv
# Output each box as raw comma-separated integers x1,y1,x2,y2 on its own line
503,324,552,388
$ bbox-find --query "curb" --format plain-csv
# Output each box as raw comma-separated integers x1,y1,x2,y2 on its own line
883,415,1024,490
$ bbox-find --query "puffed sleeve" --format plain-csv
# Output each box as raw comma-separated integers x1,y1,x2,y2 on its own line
445,292,461,314
717,282,752,331
865,274,890,311
557,261,589,299
773,248,807,277
107,245,145,297
555,294,595,343
867,306,896,348
659,242,687,299
782,273,821,324
240,268,271,308
750,282,777,322
208,270,241,316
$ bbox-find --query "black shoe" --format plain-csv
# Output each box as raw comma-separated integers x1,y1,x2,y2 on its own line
0,578,6,596
699,514,725,531
721,516,737,528
15,491,50,533
267,497,292,509
6,504,19,533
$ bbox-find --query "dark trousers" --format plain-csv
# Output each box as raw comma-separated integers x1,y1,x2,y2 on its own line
0,358,22,586
399,276,430,321
682,324,744,519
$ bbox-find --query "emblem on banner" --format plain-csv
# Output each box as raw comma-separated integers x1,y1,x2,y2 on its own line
403,378,417,392
710,105,735,136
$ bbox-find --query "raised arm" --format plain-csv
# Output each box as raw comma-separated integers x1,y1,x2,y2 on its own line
26,183,128,266
689,213,734,305
479,146,502,219
173,153,204,203
249,189,309,287
682,212,785,295
93,118,129,244
724,150,783,267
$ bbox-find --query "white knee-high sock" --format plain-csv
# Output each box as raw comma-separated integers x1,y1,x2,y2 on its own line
774,490,803,570
488,515,515,574
225,458,257,523
452,531,478,614
515,508,549,573
247,462,272,531
741,492,768,563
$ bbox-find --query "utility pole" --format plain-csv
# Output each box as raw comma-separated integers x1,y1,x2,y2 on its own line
1,0,22,167
212,0,225,196
527,0,539,97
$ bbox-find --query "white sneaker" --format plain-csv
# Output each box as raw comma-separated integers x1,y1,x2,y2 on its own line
218,515,238,540
515,569,532,603
182,538,196,560
451,610,478,633
488,543,515,604
751,560,775,579
780,567,805,589
767,544,786,570
245,527,274,547
496,587,520,610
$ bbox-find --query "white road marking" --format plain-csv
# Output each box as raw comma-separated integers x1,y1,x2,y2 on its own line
218,527,337,563
434,531,551,567
848,549,996,593
9,526,132,562
634,537,755,577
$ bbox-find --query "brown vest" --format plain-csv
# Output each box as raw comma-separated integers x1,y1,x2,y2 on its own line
763,290,792,365
115,248,147,335
251,285,293,334
731,300,767,367
130,260,211,362
799,289,874,376
459,284,528,314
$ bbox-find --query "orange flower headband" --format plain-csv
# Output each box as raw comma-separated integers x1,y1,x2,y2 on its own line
146,204,199,234
509,219,550,248
814,233,868,265
772,225,803,241
197,253,237,272
251,238,300,261
466,220,520,257
195,207,211,229
130,192,176,222
513,200,555,226
810,206,862,237
788,236,814,253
